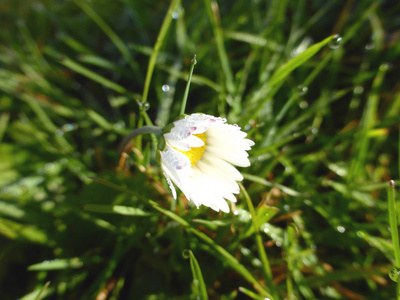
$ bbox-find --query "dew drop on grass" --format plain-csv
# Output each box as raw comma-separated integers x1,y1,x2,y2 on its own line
390,267,400,282
172,11,179,19
62,123,77,132
240,247,251,256
297,85,308,96
55,129,64,136
162,84,170,92
299,100,308,109
329,34,343,49
140,102,150,111
353,86,364,95
337,226,345,233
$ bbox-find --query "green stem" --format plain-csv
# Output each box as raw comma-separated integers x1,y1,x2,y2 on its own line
119,126,162,154
180,55,197,115
388,180,400,266
239,183,277,299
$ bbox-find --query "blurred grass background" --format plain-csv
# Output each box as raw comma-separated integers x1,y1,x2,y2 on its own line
0,0,399,299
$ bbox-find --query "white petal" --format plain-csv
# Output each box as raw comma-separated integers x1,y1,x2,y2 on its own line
166,139,191,151
202,154,243,181
186,134,205,147
206,146,251,167
162,171,177,199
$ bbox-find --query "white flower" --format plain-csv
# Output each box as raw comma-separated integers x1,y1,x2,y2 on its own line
159,113,254,213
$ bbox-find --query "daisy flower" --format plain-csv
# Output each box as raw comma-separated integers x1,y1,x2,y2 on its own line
159,113,254,213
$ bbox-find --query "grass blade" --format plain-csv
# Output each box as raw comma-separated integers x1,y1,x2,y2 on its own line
183,250,208,300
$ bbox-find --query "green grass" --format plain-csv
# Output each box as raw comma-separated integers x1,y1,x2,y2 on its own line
0,0,399,299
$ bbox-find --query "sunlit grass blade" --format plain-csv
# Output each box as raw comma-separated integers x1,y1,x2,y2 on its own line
180,55,197,115
0,217,47,244
243,173,301,197
356,231,395,264
28,258,86,271
19,282,52,300
348,63,389,181
84,204,151,216
269,35,334,88
183,250,208,300
45,47,130,95
238,286,268,300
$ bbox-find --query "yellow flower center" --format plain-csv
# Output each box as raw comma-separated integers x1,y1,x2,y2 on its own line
177,133,207,167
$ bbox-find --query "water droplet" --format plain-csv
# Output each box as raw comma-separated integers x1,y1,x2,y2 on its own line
252,258,262,267
283,205,290,211
365,43,375,51
311,127,318,134
268,128,276,136
234,209,251,222
62,123,77,132
379,63,390,72
172,11,179,19
329,34,343,49
244,124,251,131
182,249,190,258
55,130,64,136
45,163,54,171
191,55,197,65
275,241,282,247
353,86,364,95
140,102,150,111
299,100,308,109
113,121,125,130
337,226,345,233
297,85,308,96
336,169,346,176
162,84,170,92
390,267,400,282
260,224,270,234
240,247,251,256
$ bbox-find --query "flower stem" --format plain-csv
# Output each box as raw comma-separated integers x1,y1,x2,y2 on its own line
180,55,197,115
119,126,162,155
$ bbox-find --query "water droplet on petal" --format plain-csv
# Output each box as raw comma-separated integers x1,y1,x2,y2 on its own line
329,34,343,49
162,84,170,92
